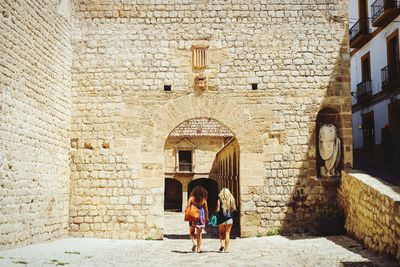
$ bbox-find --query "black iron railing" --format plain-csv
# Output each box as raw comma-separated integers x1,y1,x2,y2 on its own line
371,0,400,24
356,80,372,99
179,163,192,172
382,61,400,86
349,19,370,42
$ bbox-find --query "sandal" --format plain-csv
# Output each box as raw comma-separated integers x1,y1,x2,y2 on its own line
219,246,224,252
191,245,196,252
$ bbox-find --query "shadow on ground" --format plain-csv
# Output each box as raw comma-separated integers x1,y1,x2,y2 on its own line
282,234,398,267
164,223,239,240
327,235,398,267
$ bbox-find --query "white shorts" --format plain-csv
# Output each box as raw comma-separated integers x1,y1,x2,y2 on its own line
220,218,233,225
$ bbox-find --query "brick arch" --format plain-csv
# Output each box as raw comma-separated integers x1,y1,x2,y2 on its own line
150,93,263,154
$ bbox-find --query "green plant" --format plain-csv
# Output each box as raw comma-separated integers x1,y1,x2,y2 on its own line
265,228,281,236
56,261,69,266
0,256,4,259
255,228,282,237
145,236,153,240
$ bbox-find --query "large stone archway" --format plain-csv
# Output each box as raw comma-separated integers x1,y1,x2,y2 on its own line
144,93,265,237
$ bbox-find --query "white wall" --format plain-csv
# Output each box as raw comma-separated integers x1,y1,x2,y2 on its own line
351,19,400,96
353,99,390,147
371,100,390,144
350,11,400,149
348,0,378,30
348,0,358,27
349,1,400,157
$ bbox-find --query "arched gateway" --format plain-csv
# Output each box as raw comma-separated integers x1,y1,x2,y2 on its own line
146,93,265,238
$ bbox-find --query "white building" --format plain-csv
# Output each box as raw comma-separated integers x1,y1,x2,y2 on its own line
349,0,400,169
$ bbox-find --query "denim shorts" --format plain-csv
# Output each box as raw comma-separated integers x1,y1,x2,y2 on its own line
220,218,233,225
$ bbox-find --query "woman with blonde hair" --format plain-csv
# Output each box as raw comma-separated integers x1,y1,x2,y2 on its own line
216,188,236,253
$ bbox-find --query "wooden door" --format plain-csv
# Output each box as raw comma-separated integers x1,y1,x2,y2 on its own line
361,52,371,81
387,30,399,81
362,113,375,158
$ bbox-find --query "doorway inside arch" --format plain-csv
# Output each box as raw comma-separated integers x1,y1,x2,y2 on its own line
163,117,240,239
188,178,218,215
164,178,182,212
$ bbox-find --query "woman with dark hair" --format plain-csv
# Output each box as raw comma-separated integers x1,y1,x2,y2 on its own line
187,185,208,253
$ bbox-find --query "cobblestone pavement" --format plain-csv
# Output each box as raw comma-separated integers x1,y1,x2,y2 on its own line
0,213,397,267
0,235,398,267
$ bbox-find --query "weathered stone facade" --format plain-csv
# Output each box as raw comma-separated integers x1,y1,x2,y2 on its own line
0,0,72,248
339,172,400,261
70,0,352,239
1,0,353,247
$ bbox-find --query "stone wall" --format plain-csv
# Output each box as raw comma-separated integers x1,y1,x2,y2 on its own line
339,172,400,261
0,0,72,248
70,1,352,238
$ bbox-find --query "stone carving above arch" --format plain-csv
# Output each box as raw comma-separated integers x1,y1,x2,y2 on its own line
150,93,263,154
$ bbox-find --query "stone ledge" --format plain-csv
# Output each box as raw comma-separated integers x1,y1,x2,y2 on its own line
347,171,400,201
339,171,400,261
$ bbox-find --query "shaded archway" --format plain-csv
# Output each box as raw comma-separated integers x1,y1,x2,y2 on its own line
188,178,219,215
164,178,182,212
162,116,244,238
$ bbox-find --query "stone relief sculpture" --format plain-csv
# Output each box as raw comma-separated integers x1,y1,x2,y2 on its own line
319,124,341,177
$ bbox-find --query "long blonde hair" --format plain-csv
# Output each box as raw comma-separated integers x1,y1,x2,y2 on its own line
219,188,236,214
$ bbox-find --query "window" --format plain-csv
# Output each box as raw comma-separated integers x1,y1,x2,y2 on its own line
387,30,399,66
192,46,208,70
386,29,399,83
361,52,371,82
174,139,195,173
178,150,192,172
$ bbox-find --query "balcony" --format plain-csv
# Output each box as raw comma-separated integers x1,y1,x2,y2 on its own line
382,61,400,91
372,0,400,27
349,19,371,48
356,80,373,104
178,163,193,172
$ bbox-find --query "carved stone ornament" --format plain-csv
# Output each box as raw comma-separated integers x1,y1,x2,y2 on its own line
194,74,207,91
318,124,341,177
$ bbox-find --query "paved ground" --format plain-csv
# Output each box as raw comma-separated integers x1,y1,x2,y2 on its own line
0,235,398,267
0,213,397,267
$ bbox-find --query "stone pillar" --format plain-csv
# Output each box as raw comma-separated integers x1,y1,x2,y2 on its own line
182,180,189,211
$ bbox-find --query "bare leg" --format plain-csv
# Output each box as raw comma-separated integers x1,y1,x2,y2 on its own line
190,226,196,251
218,224,225,251
196,227,203,253
224,224,233,253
